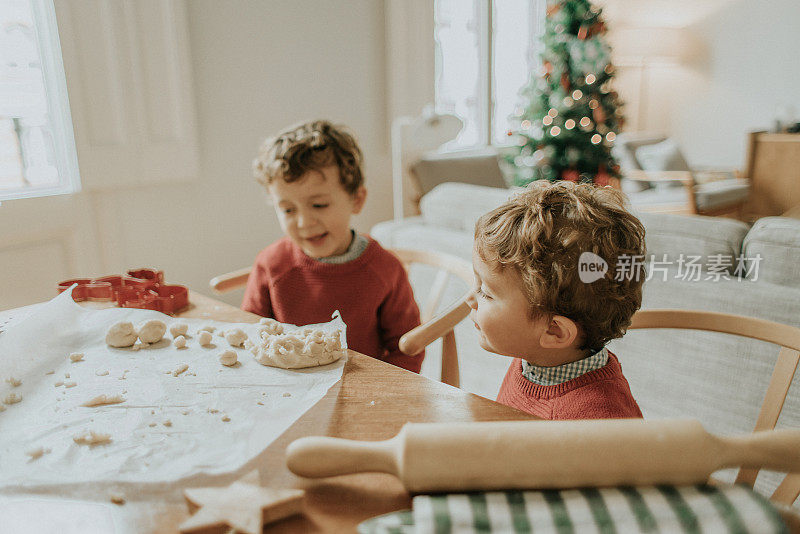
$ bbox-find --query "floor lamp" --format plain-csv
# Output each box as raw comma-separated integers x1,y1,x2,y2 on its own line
391,108,463,221
613,27,692,132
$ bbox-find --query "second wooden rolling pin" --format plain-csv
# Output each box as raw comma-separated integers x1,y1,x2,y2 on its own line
286,419,800,492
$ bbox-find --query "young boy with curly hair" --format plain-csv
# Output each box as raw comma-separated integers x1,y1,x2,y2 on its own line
467,181,645,419
243,120,424,372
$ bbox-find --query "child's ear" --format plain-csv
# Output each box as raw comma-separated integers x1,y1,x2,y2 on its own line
539,315,580,349
351,186,367,214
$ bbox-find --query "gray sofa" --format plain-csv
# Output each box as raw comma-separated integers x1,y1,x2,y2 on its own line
372,182,800,498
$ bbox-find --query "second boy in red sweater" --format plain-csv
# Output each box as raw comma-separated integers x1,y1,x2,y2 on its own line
243,120,424,373
468,181,645,419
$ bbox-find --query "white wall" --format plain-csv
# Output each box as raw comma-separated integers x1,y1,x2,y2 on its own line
174,0,390,304
603,0,800,168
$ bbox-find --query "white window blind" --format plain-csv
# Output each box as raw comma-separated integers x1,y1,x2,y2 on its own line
0,0,79,201
434,0,544,150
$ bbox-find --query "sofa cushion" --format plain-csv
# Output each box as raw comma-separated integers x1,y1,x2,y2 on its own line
635,139,691,172
411,148,508,195
370,217,476,262
637,212,749,273
635,139,690,191
742,217,800,285
419,183,517,234
694,179,750,211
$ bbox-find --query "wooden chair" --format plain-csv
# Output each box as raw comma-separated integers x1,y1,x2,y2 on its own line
615,133,750,219
628,309,800,506
208,248,474,388
624,169,749,218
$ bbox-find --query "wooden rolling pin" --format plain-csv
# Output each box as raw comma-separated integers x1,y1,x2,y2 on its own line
286,419,800,492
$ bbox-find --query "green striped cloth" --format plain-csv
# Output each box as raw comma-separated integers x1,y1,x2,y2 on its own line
358,485,787,534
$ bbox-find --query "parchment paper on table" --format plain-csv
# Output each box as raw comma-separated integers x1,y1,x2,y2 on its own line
0,286,348,494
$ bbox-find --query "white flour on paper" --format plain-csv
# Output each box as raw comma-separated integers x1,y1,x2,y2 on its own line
0,288,347,493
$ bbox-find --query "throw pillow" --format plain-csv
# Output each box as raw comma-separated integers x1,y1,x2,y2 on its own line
635,139,691,189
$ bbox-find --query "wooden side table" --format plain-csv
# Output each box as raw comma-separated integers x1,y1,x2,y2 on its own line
744,131,800,219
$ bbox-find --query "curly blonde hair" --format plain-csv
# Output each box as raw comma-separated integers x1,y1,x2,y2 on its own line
474,181,646,351
252,120,364,194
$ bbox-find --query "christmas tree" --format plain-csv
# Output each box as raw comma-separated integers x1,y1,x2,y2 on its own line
504,0,623,187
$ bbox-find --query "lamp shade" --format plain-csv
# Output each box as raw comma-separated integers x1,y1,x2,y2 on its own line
612,27,694,66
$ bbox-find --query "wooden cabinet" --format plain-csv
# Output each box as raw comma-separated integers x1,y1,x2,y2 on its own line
745,131,800,218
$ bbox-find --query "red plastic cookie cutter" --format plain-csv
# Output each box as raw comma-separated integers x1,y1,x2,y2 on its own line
57,268,189,314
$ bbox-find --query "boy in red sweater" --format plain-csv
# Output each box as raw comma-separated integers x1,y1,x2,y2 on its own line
243,120,424,372
467,181,645,419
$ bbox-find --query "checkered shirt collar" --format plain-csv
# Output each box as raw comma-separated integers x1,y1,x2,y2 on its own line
520,346,609,386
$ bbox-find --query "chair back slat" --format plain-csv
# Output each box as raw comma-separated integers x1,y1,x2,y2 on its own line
771,472,800,506
629,309,800,504
441,330,460,387
422,270,450,322
209,267,251,294
736,347,800,488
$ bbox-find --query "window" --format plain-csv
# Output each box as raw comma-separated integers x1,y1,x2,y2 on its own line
434,0,545,150
0,0,79,201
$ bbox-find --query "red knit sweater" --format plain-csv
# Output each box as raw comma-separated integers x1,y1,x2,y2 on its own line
241,236,424,372
496,352,642,420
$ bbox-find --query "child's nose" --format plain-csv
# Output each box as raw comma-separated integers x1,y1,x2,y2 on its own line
296,211,311,228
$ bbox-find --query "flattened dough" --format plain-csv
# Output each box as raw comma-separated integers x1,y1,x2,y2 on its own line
254,329,344,369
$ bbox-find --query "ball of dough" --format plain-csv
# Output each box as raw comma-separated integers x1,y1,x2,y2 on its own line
106,322,138,348
225,329,248,348
197,331,213,346
173,335,187,349
169,322,188,337
138,320,166,344
219,350,237,366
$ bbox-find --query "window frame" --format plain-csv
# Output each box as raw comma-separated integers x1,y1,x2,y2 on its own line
434,0,543,152
0,0,80,202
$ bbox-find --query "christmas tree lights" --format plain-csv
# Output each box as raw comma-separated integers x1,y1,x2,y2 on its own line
504,0,623,187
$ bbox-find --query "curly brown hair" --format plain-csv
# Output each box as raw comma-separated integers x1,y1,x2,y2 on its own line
474,181,646,351
252,120,364,194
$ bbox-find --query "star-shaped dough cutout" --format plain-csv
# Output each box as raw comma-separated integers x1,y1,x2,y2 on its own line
180,471,304,534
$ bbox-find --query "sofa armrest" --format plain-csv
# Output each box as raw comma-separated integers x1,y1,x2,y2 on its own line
419,182,517,233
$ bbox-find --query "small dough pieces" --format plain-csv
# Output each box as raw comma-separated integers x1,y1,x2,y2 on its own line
254,329,344,369
169,322,188,337
5,377,21,387
26,447,51,460
173,335,187,349
82,394,125,407
73,430,112,446
106,322,138,348
172,363,189,376
219,350,238,367
197,331,213,346
225,328,248,347
3,393,22,405
138,320,166,344
69,352,84,362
